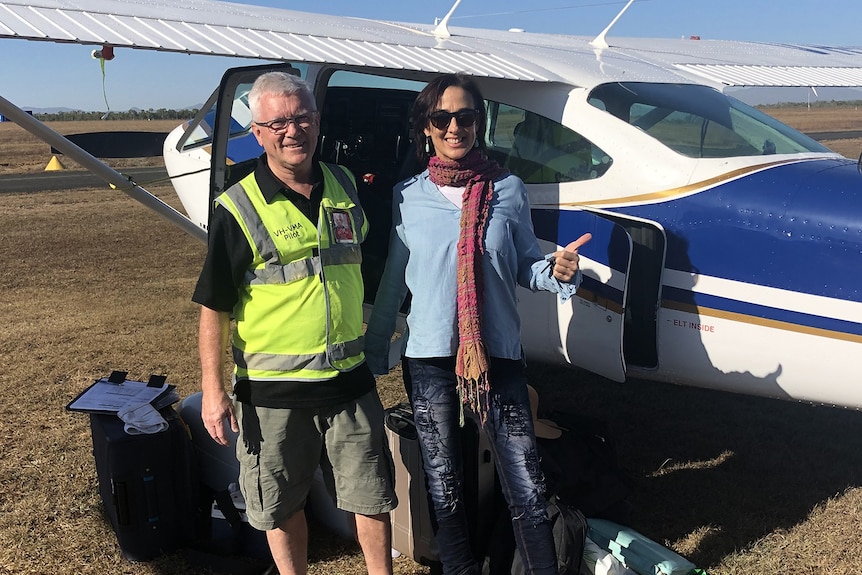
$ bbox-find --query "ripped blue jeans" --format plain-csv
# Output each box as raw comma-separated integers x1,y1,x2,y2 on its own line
405,356,557,575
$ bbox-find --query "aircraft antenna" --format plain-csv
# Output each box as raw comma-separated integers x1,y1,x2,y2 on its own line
433,0,462,39
808,86,818,110
590,0,636,49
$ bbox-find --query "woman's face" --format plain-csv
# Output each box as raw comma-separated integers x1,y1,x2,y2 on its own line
424,85,478,162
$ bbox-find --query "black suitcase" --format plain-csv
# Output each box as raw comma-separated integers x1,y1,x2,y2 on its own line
90,407,198,561
385,403,496,567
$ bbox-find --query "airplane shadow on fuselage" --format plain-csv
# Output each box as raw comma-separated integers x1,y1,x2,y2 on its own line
529,227,862,569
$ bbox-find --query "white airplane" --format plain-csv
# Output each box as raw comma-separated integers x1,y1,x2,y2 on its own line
2,0,862,411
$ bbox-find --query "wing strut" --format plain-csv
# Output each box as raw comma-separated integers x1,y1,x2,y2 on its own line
433,0,462,39
0,94,206,242
590,0,636,49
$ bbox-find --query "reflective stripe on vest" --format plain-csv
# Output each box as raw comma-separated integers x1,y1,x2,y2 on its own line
244,244,363,285
233,336,366,375
225,164,365,286
216,163,367,380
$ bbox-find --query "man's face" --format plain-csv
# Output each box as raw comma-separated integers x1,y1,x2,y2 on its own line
251,91,319,173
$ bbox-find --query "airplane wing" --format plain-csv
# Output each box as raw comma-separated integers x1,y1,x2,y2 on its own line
601,37,862,88
0,0,558,82
2,0,862,90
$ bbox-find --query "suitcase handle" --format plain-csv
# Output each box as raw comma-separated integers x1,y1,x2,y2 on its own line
113,480,131,526
143,472,160,524
110,476,161,526
385,405,418,441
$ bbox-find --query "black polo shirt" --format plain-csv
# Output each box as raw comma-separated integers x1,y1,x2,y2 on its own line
192,154,374,408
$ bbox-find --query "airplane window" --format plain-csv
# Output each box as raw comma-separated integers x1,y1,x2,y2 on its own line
180,87,254,153
217,81,266,169
628,104,764,157
486,102,612,184
181,120,213,150
589,82,830,158
230,87,254,136
180,102,216,151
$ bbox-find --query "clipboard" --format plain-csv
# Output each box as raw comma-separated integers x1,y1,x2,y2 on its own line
67,371,178,415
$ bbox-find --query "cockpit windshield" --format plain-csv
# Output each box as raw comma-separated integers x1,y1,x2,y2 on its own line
588,82,830,158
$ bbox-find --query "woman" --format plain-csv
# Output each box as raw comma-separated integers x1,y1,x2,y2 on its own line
366,74,590,575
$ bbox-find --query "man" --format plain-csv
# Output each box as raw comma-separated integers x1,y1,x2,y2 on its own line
193,71,396,575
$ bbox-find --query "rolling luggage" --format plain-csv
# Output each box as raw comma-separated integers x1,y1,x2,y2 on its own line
385,402,496,567
89,406,198,561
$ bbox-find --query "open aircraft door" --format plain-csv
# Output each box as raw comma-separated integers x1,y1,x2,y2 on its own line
207,63,300,209
522,208,655,383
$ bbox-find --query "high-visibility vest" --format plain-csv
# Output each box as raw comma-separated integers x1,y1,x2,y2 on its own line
216,163,368,382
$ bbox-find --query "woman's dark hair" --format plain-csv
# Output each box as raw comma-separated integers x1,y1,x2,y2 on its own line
411,74,487,166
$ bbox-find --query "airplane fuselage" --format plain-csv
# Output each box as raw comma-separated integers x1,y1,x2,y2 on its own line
160,62,862,411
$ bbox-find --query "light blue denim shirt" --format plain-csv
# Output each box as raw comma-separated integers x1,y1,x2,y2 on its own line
364,170,581,376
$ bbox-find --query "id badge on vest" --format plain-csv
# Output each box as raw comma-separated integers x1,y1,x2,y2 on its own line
327,208,356,244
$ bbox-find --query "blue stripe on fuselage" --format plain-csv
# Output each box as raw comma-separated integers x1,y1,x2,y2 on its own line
532,208,627,308
534,159,862,304
663,285,862,338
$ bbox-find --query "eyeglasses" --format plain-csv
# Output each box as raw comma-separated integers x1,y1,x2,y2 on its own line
254,112,316,134
428,109,480,130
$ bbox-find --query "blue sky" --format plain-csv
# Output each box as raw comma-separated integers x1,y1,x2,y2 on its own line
2,0,860,111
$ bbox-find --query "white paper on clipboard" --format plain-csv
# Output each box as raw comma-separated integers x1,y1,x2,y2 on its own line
67,377,170,415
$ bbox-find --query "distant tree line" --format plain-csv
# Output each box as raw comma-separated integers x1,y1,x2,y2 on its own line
33,108,200,122
758,100,862,110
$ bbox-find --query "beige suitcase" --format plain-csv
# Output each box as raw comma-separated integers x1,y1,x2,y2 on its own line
385,403,496,567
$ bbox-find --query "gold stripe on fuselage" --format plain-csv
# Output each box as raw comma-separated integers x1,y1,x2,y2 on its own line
662,299,862,345
559,159,809,208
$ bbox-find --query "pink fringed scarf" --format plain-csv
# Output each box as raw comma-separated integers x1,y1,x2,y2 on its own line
427,149,506,423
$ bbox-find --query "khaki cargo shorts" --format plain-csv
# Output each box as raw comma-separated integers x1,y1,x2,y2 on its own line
234,389,397,531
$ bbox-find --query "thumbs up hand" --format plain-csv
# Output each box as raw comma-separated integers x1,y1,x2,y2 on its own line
552,233,592,283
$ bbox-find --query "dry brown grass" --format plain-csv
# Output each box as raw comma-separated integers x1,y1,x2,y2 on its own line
0,120,179,174
765,105,862,133
765,106,862,158
2,111,862,575
0,185,437,575
820,138,862,159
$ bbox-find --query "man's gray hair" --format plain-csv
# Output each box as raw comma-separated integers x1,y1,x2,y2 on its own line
248,71,316,119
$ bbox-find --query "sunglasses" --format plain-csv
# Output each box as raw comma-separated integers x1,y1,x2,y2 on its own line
428,109,480,130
